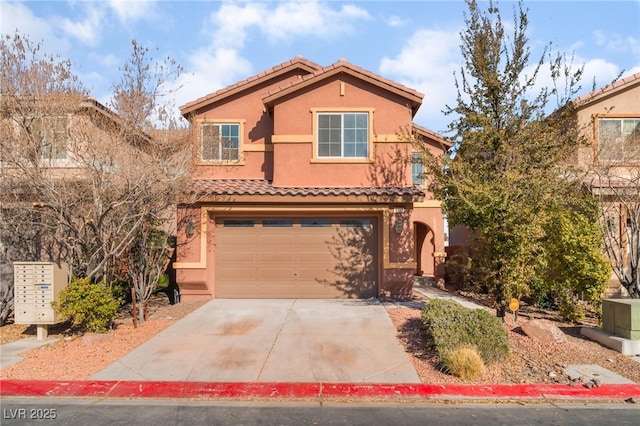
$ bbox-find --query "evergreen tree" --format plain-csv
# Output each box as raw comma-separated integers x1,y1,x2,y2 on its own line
420,1,608,316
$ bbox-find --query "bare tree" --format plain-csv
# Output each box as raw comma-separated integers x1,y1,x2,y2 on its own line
109,40,194,324
1,33,88,323
588,166,640,299
1,33,194,325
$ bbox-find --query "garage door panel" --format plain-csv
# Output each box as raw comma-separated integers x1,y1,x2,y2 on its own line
259,234,296,245
297,252,334,263
295,284,336,298
215,217,377,298
217,251,256,263
259,251,296,263
259,267,296,280
217,284,259,298
257,284,296,298
298,234,333,246
217,267,257,280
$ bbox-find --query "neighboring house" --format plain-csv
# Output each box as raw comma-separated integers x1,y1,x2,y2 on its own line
174,57,451,300
572,72,640,297
0,95,151,280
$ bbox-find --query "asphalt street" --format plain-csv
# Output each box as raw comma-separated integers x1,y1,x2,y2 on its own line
2,399,640,425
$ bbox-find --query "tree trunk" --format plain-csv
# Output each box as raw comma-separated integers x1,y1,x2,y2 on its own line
131,286,138,328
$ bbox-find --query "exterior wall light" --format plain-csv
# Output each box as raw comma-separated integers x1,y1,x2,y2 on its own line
393,207,405,235
394,216,404,234
185,217,195,238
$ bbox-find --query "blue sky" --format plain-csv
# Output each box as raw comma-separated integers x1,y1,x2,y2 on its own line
1,0,639,133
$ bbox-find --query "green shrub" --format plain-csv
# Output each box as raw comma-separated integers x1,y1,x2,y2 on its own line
440,345,484,381
539,199,611,322
53,278,120,333
109,279,130,306
156,274,170,293
421,298,510,364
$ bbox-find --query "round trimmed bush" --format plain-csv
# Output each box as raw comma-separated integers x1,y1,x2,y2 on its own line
421,298,510,364
53,278,120,333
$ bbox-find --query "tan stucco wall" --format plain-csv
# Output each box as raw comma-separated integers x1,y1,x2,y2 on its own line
176,63,449,300
574,83,640,170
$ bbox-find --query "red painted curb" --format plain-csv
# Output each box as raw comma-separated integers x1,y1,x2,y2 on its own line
2,381,640,400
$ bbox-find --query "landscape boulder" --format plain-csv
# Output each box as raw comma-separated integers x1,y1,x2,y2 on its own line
521,319,567,344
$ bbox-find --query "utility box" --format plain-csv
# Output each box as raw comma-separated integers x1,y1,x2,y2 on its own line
602,299,640,340
14,262,69,325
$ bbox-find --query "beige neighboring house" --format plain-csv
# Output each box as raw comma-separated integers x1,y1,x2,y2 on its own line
174,56,451,301
0,95,148,285
573,73,640,297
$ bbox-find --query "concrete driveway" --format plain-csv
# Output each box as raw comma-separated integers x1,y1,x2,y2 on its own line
91,299,420,383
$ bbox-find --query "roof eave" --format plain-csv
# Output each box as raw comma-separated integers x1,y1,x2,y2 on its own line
262,66,423,110
572,73,640,111
180,61,321,117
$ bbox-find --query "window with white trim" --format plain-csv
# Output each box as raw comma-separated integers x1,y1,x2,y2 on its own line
34,116,68,160
598,118,640,162
201,123,240,162
317,112,368,158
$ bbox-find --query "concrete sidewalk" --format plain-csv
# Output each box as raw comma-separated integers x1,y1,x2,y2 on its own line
1,337,59,369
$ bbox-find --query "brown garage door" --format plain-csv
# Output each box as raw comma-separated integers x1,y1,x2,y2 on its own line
215,217,378,298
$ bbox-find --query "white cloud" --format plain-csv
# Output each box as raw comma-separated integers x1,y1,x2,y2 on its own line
108,0,157,23
0,1,70,54
385,16,407,28
174,47,253,110
57,5,105,46
182,0,372,114
380,28,462,132
593,29,640,56
208,2,265,49
209,1,371,49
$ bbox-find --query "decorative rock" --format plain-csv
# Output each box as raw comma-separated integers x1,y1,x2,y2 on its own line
81,333,115,345
520,319,568,344
584,378,602,388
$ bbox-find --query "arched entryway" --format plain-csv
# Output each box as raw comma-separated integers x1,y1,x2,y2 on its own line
414,221,435,277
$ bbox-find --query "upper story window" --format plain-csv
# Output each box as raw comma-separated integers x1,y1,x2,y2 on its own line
598,117,640,163
317,112,369,158
412,152,424,185
201,122,240,162
34,116,68,160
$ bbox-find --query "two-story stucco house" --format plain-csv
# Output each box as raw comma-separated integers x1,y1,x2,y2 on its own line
173,57,450,301
573,72,640,296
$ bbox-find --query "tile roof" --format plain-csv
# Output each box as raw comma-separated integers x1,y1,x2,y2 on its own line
179,56,424,116
262,58,424,109
190,179,424,198
412,123,452,148
574,72,640,106
179,56,322,115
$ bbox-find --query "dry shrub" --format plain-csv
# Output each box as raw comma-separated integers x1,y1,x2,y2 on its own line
440,345,484,381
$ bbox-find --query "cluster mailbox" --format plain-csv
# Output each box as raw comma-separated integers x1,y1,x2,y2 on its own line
14,262,69,326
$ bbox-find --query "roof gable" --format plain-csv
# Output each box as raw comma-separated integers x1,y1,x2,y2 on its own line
262,59,424,116
180,56,322,116
412,123,452,148
573,72,640,109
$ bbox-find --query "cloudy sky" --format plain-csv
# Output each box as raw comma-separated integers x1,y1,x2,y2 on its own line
2,0,639,133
